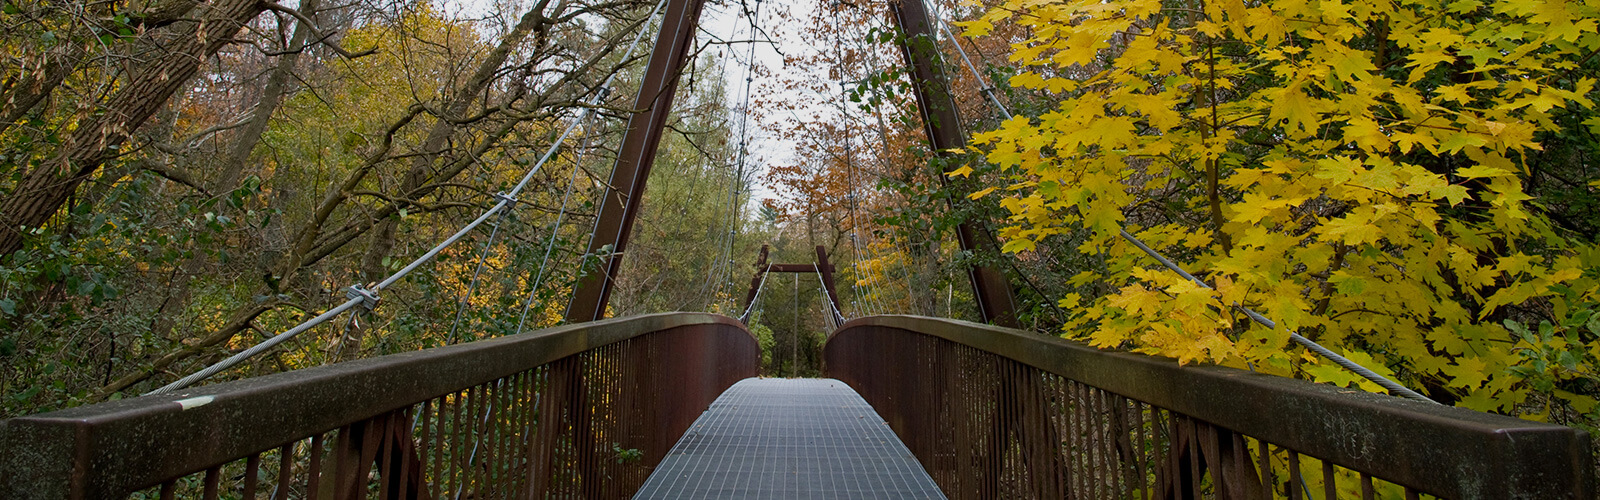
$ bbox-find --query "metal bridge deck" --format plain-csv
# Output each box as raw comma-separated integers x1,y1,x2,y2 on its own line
634,378,945,499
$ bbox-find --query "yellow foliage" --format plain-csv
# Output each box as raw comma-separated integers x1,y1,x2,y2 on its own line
972,0,1600,423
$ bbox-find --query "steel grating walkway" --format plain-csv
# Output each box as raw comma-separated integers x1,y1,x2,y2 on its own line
634,378,946,499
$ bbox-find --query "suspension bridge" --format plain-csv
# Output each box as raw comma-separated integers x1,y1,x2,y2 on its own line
0,0,1593,498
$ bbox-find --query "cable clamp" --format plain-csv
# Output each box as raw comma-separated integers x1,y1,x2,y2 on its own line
345,285,380,312
493,192,519,207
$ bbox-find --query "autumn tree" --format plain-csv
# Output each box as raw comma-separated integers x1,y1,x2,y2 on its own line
961,0,1600,432
0,0,680,414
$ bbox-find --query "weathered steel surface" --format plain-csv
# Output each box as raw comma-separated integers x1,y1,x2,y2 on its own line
765,263,834,273
0,313,759,499
825,315,1594,499
565,0,709,322
888,0,1018,327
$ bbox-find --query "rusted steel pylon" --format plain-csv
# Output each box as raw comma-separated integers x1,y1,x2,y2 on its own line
890,0,1019,327
566,0,709,323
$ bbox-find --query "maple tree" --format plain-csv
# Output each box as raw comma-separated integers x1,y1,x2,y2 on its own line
957,0,1600,431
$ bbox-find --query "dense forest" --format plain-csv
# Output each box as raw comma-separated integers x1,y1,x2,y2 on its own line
2,0,1598,460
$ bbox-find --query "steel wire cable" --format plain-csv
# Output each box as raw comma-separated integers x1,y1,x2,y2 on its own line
447,203,513,345
738,263,774,323
814,264,846,323
149,0,672,395
514,110,597,334
1117,230,1436,402
925,8,1436,403
829,6,888,319
853,28,915,315
696,2,763,311
713,0,764,310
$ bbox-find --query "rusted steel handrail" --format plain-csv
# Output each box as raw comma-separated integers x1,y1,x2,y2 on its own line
825,315,1594,499
1,312,758,499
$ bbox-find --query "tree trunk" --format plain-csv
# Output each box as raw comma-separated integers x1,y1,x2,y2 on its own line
212,0,320,193
0,0,266,257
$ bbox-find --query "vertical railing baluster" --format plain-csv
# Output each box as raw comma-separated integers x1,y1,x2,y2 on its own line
1289,449,1303,500
1204,422,1225,499
201,465,221,500
1111,393,1128,498
243,453,261,499
622,340,639,488
415,399,433,499
1073,382,1088,498
478,381,497,498
1360,472,1375,500
332,424,356,500
378,414,395,500
610,344,628,495
435,394,450,497
514,369,532,493
1104,389,1122,498
460,385,481,498
308,433,325,500
397,409,413,500
1187,417,1201,500
1135,401,1149,500
1091,386,1107,498
446,390,464,498
1151,408,1168,500
486,377,507,497
1232,430,1250,499
508,370,531,496
1257,438,1271,500
1078,383,1092,498
274,443,292,500
1324,458,1337,500
503,372,523,497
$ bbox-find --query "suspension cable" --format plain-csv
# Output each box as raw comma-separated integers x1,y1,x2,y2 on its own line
447,193,516,345
830,5,888,319
813,263,846,324
928,10,1436,403
148,0,672,396
1117,230,1436,403
738,263,774,323
514,106,598,334
712,0,764,310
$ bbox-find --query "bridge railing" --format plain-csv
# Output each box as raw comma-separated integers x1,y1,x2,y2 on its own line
825,315,1593,500
1,312,758,499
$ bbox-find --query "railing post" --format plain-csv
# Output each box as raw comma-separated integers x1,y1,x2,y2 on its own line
565,0,709,322
888,0,1019,327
